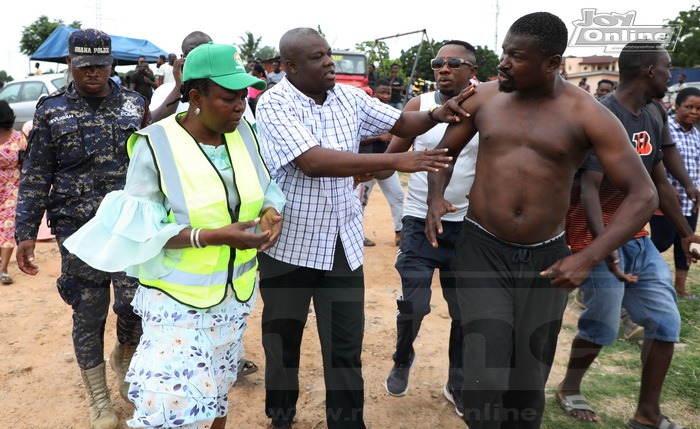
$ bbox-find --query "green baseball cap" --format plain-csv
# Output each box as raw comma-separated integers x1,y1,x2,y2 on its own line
183,42,267,91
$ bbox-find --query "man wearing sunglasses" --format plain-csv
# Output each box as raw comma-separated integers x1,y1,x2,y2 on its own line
426,12,659,428
381,40,478,419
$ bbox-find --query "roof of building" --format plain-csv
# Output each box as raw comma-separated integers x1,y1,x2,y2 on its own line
578,55,617,65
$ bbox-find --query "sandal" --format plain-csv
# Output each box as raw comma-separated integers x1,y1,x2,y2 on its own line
628,415,686,429
0,273,13,285
237,359,259,377
556,392,598,422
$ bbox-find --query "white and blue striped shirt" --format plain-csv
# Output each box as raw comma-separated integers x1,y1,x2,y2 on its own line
256,78,401,270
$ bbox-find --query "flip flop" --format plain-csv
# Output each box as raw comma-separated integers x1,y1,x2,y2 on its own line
0,274,13,285
237,359,259,377
628,415,687,429
556,393,597,421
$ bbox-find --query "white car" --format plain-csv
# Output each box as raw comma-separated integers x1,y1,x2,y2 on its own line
664,81,700,108
0,73,67,130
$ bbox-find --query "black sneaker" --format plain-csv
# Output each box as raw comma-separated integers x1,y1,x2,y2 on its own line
383,354,416,396
443,384,465,417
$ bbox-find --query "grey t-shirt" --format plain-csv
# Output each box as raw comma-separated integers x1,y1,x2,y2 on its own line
583,95,667,174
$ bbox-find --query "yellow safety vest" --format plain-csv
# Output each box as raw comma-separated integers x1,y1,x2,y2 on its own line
126,114,269,308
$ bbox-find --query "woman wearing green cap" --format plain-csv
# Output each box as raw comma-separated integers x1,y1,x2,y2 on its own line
65,42,285,429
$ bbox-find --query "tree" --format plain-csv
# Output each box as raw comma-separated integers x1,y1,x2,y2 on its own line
398,39,439,80
236,32,278,62
474,46,499,82
666,5,700,67
237,32,263,62
20,15,81,56
0,70,13,86
355,41,391,77
256,46,280,61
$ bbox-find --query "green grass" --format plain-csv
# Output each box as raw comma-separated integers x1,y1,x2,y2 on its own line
542,290,700,428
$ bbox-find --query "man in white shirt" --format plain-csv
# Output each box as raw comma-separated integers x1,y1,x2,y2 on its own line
267,60,286,84
382,41,479,420
155,53,177,86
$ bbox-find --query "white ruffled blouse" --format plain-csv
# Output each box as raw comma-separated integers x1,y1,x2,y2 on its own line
64,133,286,325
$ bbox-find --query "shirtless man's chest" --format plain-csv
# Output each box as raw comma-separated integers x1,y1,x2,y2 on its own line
468,93,591,242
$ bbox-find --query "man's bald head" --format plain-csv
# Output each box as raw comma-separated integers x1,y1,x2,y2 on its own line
182,31,213,57
280,27,321,63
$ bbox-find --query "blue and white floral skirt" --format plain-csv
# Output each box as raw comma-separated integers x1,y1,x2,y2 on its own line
125,286,254,428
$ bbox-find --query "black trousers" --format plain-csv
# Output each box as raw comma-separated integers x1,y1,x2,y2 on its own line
453,220,570,429
649,212,698,270
259,242,366,429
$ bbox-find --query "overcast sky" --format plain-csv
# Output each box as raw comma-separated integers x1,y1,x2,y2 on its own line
1,0,697,79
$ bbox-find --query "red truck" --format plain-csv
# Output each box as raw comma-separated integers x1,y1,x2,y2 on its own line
331,50,373,95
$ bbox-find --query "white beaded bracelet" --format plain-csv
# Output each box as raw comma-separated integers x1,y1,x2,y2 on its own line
190,228,198,249
194,228,205,248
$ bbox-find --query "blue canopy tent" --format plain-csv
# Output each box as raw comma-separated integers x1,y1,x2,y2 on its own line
30,26,168,66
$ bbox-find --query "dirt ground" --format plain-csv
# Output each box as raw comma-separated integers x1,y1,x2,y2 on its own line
0,188,692,429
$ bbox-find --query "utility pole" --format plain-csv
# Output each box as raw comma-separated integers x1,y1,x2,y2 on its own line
494,0,499,50
95,0,102,28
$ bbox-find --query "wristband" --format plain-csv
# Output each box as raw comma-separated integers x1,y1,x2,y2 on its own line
194,228,205,248
190,228,198,248
427,105,443,123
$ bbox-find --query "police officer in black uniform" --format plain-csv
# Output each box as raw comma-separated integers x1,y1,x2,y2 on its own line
15,29,150,429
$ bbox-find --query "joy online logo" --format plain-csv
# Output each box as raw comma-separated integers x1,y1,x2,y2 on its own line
569,9,683,53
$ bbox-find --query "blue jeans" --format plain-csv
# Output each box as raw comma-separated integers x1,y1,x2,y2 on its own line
578,236,681,345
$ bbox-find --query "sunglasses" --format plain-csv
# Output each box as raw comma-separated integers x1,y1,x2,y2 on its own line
430,58,474,70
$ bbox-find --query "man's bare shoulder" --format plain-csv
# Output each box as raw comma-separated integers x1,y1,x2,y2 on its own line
473,81,499,98
461,81,499,113
560,81,603,107
558,82,618,122
562,86,632,154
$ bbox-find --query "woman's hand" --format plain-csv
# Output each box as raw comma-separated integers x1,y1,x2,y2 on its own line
197,209,282,252
207,219,270,250
258,207,283,251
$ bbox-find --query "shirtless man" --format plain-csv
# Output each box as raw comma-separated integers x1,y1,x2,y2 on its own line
425,12,658,429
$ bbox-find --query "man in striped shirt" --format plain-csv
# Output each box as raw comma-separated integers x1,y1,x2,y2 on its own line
649,86,700,299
